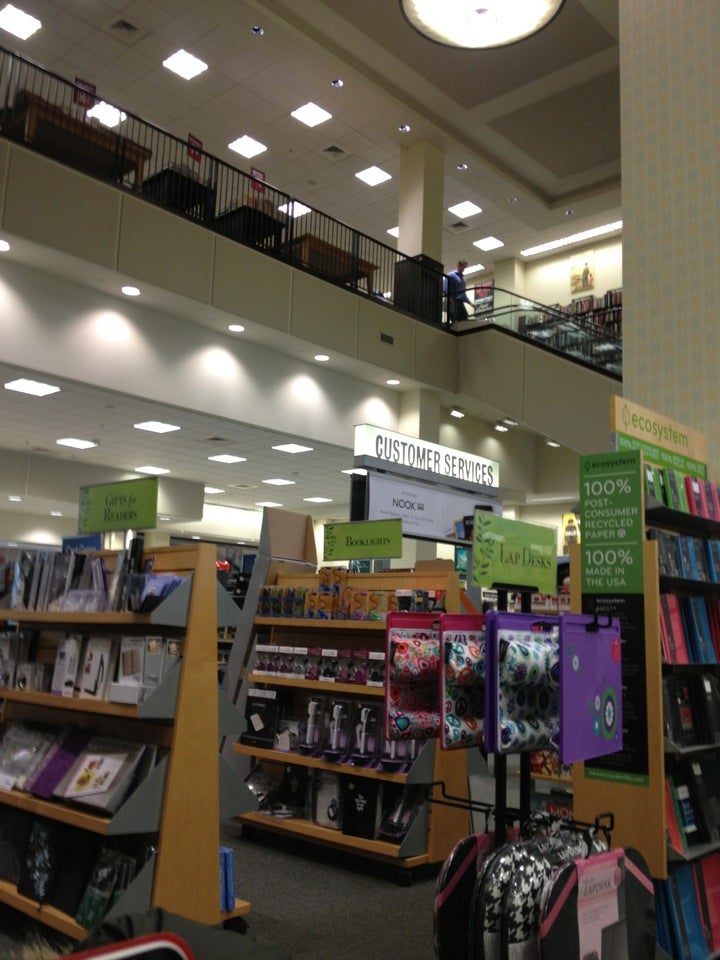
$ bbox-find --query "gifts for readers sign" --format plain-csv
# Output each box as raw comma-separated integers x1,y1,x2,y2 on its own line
579,450,644,595
78,477,158,534
323,519,402,561
471,513,556,594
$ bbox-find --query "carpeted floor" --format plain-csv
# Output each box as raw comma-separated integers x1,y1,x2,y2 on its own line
221,822,441,960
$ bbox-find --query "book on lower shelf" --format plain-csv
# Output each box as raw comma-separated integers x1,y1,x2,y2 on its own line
54,735,148,814
77,637,119,701
16,816,72,903
24,724,93,800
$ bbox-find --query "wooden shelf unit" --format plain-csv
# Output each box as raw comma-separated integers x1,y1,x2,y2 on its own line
0,542,249,936
234,567,472,871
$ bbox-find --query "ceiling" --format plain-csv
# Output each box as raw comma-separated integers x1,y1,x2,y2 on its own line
0,0,621,532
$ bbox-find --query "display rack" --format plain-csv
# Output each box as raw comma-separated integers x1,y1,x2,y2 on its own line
0,542,249,937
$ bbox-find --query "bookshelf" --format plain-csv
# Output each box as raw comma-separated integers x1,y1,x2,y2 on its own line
0,543,249,937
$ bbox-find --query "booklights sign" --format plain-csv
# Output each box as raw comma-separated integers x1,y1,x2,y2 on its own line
78,477,158,534
323,519,402,561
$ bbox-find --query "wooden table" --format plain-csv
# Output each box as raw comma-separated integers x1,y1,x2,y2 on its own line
212,204,285,250
8,90,151,186
287,233,377,291
143,166,217,222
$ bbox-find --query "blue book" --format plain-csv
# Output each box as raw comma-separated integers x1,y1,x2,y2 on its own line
674,864,709,960
680,598,703,663
691,597,717,664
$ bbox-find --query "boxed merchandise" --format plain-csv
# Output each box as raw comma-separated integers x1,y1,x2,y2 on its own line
297,695,327,754
304,590,319,618
290,647,308,678
257,586,273,617
346,701,382,764
366,650,386,687
241,688,282,748
315,592,336,620
253,644,275,675
280,586,295,618
304,646,322,680
341,778,382,839
276,645,295,676
349,590,369,620
292,587,308,618
318,649,339,682
312,770,342,829
320,697,353,760
367,591,388,621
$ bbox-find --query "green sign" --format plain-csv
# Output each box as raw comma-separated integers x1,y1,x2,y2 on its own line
579,450,644,594
471,513,556,594
323,519,402,561
78,477,159,534
615,431,706,478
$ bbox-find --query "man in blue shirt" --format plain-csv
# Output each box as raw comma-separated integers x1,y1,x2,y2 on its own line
445,259,471,326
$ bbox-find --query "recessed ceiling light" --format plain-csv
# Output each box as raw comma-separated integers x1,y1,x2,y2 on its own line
5,378,60,396
204,486,225,494
565,208,575,216
342,468,367,476
387,226,400,238
386,378,400,386
521,221,623,257
57,437,98,449
86,101,126,128
134,420,180,434
448,201,482,218
494,423,509,433
228,135,267,159
273,443,314,454
291,102,332,127
208,454,247,464
450,408,465,419
0,240,10,252
8,495,21,502
228,323,245,333
191,535,202,540
507,196,519,204
262,478,296,486
278,200,311,218
304,497,333,503
122,285,140,296
162,49,208,80
250,25,264,36
136,465,170,475
503,418,519,426
50,510,62,517
314,354,330,362
330,78,344,88
0,4,41,39
356,166,392,187
398,123,411,133
256,501,283,507
474,236,504,252
546,439,561,448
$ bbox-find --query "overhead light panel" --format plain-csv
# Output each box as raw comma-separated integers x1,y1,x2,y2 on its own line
228,135,267,159
228,324,245,333
502,418,519,426
8,495,21,502
262,478,296,486
5,378,60,396
314,354,330,362
387,226,400,238
57,438,98,449
136,465,170,474
256,501,283,507
134,420,181,433
204,486,225,494
474,236,504,252
450,408,465,419
463,263,485,276
0,240,10,252
546,439,561,448
342,468,367,476
521,221,623,257
356,166,391,186
208,454,247,464
0,4,41,39
86,101,126,128
291,102,332,127
386,378,400,386
273,443,314,454
304,497,333,503
278,200,311,218
122,285,140,296
494,423,509,433
163,49,208,80
400,0,565,49
448,201,482,218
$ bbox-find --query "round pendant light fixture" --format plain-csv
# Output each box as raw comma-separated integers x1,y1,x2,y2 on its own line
400,0,565,50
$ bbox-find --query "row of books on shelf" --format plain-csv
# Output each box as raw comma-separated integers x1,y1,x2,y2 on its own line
253,644,385,686
245,760,425,843
659,593,720,664
645,464,720,521
0,720,164,814
650,527,720,584
0,632,181,704
664,672,720,749
665,758,720,854
0,546,184,614
656,857,720,960
241,692,417,771
0,806,152,928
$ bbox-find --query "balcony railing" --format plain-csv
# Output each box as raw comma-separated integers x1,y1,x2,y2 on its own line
0,47,622,378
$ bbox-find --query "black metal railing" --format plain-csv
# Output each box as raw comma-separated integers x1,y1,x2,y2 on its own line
0,46,622,377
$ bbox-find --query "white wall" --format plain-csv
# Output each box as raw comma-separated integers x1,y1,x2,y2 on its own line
522,238,622,307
